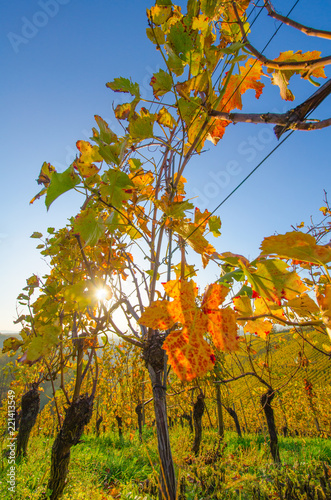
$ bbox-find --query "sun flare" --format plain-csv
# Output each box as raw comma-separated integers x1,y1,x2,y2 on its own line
95,287,110,302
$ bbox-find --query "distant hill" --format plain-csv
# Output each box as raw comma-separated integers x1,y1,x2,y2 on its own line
222,328,331,407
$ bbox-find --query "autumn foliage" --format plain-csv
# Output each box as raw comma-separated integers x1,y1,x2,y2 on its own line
3,1,331,498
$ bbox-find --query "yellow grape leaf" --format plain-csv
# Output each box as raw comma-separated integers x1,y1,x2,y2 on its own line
30,162,56,204
26,275,40,288
2,337,24,354
233,295,253,317
74,140,103,178
220,252,250,268
23,323,60,364
223,0,250,20
147,5,172,25
271,71,295,101
37,161,56,187
193,207,222,236
320,206,331,216
173,221,216,268
254,297,284,317
234,296,276,340
269,50,326,100
233,296,283,340
286,294,320,318
273,50,326,79
315,284,331,342
163,279,197,301
163,328,215,382
244,259,307,305
129,169,155,198
176,72,210,99
156,107,177,129
260,231,331,266
218,59,264,113
172,262,197,279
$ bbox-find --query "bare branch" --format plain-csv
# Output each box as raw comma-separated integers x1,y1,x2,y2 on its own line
166,386,199,397
232,2,331,72
237,312,323,327
263,0,331,40
106,316,143,348
210,77,331,138
209,111,331,131
215,372,272,390
74,234,96,285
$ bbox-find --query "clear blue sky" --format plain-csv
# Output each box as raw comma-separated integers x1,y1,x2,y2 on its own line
1,0,330,332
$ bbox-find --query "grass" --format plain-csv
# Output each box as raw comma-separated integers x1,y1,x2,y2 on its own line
1,427,331,499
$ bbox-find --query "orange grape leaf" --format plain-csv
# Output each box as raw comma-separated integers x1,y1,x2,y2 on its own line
244,319,273,340
218,59,264,113
206,308,239,351
138,300,177,330
194,207,210,229
206,117,229,145
260,231,331,265
163,279,198,301
138,280,200,331
139,279,239,381
164,280,200,325
163,328,215,382
129,169,155,198
202,283,229,310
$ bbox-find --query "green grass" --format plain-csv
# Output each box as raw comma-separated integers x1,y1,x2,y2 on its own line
1,428,331,499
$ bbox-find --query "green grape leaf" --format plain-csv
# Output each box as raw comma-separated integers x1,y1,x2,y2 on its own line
100,169,134,208
45,165,80,210
106,77,140,98
129,109,155,140
73,209,106,247
150,69,173,99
